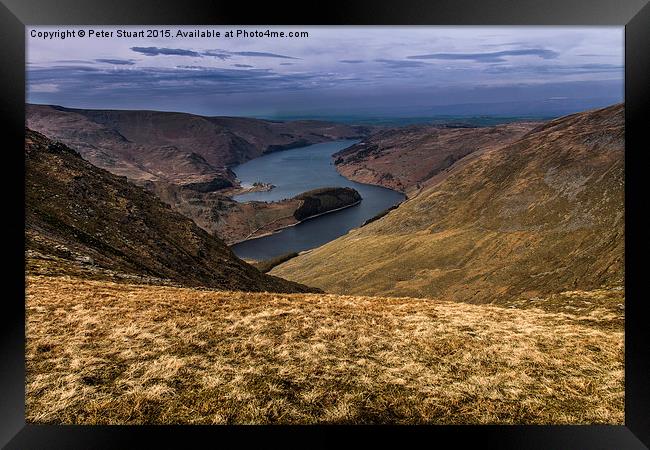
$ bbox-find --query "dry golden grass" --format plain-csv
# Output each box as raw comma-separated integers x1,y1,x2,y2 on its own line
271,105,624,303
26,276,623,424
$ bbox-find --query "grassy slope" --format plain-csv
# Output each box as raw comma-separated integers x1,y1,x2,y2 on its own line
271,104,624,302
27,276,623,425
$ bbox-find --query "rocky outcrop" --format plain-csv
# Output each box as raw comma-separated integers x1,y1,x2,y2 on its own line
148,184,362,245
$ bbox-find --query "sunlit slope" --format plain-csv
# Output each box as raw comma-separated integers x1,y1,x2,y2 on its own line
26,276,623,424
271,104,624,302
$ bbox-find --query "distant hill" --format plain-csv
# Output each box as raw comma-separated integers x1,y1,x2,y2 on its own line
26,104,371,187
272,104,624,302
420,97,623,117
25,128,318,293
334,122,540,195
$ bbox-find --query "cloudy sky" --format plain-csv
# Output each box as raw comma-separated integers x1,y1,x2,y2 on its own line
27,26,624,118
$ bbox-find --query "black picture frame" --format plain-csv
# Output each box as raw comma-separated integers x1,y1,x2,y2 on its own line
3,0,648,447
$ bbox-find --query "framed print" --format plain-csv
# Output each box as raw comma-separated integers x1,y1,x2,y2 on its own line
2,0,649,447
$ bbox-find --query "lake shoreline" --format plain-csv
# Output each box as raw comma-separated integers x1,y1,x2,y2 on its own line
229,139,405,260
229,199,363,247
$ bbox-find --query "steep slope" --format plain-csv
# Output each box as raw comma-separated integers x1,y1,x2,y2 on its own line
272,104,624,302
333,122,540,195
25,128,317,293
26,104,229,185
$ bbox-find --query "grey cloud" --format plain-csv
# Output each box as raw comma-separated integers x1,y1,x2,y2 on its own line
54,59,94,64
568,63,623,71
203,49,299,60
131,47,201,57
202,50,232,60
408,48,560,63
340,59,364,64
30,65,102,72
27,64,353,98
130,47,299,60
233,64,254,68
95,58,136,65
481,41,529,48
175,65,214,70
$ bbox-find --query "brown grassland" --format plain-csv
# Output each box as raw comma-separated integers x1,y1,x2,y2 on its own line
26,275,624,425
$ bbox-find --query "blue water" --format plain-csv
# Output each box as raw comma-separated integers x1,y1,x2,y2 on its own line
230,140,405,260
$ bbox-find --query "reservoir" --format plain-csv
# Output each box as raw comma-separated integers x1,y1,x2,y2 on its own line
230,140,405,260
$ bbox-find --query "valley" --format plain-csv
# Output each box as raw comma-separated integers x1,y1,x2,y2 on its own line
25,129,316,294
25,103,625,425
228,140,404,259
26,105,375,245
26,104,554,257
26,103,624,300
141,139,402,248
26,104,373,184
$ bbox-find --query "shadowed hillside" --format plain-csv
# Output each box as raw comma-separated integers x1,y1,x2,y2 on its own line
25,129,317,293
272,104,624,302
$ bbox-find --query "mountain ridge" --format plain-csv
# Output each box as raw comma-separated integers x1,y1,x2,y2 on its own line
333,121,541,195
26,103,372,186
272,103,624,302
26,104,373,243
